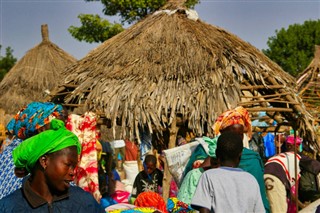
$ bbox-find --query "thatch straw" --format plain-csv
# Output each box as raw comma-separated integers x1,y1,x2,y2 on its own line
296,45,320,121
50,8,318,150
0,24,76,114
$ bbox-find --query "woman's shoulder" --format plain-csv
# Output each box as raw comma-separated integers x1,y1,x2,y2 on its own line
0,189,28,212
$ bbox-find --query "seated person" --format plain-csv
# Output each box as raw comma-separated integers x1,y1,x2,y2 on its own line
130,155,163,203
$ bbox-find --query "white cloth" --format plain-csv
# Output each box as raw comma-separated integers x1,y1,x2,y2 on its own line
191,167,265,213
112,139,125,148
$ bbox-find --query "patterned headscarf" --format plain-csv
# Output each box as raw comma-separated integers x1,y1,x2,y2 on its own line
13,119,81,173
212,106,252,138
6,102,64,139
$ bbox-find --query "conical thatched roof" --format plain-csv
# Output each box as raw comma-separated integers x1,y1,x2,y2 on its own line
296,45,320,121
50,6,318,150
0,24,76,114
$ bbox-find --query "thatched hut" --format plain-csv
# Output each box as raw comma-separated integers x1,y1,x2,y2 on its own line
49,0,318,198
296,45,320,122
0,24,76,114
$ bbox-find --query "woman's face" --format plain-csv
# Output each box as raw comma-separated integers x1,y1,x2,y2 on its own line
44,146,78,193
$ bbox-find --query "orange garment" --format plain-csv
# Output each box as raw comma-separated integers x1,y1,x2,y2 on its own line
134,191,168,213
212,106,252,138
125,139,138,161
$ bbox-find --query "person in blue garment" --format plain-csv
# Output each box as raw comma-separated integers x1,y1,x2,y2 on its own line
0,119,105,212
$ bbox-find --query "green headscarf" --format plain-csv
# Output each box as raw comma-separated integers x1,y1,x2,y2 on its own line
13,119,81,173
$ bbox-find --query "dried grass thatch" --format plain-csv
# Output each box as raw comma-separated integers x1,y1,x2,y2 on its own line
296,45,320,122
49,6,318,150
0,24,76,114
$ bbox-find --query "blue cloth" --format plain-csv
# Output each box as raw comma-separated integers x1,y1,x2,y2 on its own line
263,133,276,158
0,138,23,199
100,196,117,209
0,185,105,212
139,126,152,160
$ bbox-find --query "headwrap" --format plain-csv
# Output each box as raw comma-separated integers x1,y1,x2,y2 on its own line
134,191,168,213
286,135,302,145
212,106,252,138
6,102,64,139
13,119,81,173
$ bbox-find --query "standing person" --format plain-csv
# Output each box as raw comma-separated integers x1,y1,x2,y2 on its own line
212,106,270,213
191,132,264,213
264,135,305,213
0,102,66,199
0,119,105,212
130,154,163,203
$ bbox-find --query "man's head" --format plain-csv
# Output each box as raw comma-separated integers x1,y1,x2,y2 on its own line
216,132,243,167
143,155,157,175
220,123,244,141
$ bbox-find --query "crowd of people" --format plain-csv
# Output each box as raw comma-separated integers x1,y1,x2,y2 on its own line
1,102,320,213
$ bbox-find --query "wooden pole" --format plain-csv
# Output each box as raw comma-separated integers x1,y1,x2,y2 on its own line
162,116,178,202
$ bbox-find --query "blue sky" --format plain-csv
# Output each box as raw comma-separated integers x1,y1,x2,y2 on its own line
0,0,319,60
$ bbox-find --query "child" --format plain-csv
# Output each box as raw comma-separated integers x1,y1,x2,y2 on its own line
130,155,163,203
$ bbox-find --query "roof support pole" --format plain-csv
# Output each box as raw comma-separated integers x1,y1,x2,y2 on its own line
162,116,178,202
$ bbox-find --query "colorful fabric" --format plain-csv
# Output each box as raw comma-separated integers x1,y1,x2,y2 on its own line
212,106,252,138
0,102,64,199
13,119,81,173
108,207,159,213
286,135,302,145
66,112,101,202
265,152,301,189
6,102,64,140
134,191,168,213
167,197,194,213
177,168,204,204
0,138,23,199
182,144,207,179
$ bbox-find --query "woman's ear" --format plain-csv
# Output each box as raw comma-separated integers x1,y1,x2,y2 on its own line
39,155,48,170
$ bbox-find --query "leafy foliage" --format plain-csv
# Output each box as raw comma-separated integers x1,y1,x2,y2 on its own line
263,20,320,77
92,0,199,24
68,14,124,43
0,45,17,81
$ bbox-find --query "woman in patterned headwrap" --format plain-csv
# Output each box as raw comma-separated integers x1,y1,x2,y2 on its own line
212,106,270,213
0,102,65,199
0,119,105,212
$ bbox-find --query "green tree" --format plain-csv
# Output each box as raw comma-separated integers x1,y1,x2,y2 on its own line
95,0,199,24
70,0,199,43
0,45,17,81
263,20,320,77
68,14,124,43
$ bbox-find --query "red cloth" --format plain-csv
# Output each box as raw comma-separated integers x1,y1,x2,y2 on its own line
124,139,138,161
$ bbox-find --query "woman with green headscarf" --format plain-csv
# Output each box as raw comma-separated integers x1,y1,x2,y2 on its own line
0,119,105,212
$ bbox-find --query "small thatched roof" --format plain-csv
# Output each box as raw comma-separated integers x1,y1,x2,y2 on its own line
0,24,76,114
50,5,318,150
296,45,320,122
